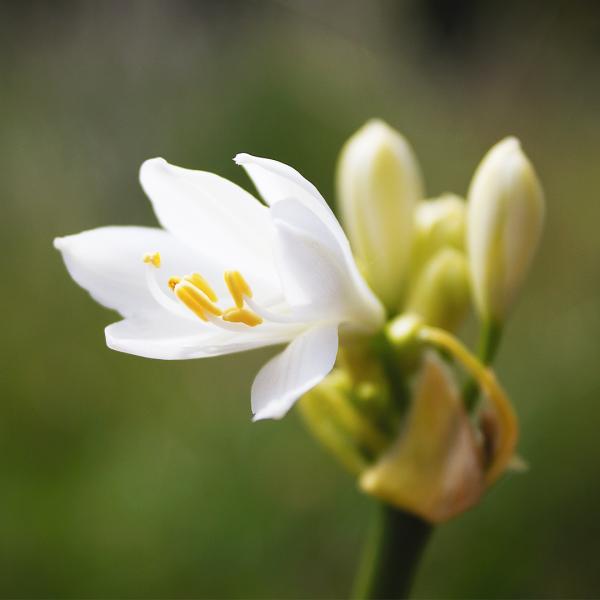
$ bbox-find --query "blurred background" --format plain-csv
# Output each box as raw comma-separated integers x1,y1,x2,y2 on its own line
1,0,599,597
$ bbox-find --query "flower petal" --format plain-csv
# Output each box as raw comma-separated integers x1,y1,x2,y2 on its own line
270,199,385,330
54,226,198,317
235,155,384,327
234,153,347,244
139,158,279,293
251,324,339,421
106,314,304,360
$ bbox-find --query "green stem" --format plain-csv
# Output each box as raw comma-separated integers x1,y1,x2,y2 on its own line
352,502,432,599
463,319,502,411
371,331,409,415
477,319,502,364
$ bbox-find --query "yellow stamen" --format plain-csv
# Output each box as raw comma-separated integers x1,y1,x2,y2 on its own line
168,268,264,328
222,307,263,327
184,273,218,302
224,270,252,308
175,283,223,320
143,252,161,268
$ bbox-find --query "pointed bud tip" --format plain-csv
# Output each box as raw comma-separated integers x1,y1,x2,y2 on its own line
351,119,413,155
360,118,396,137
487,137,532,174
498,135,521,151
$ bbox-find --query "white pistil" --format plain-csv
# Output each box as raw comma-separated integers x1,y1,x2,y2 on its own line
244,297,303,324
205,313,254,332
144,263,196,321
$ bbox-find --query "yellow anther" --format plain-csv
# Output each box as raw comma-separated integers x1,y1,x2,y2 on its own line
169,268,263,328
175,286,207,321
184,273,218,302
175,283,223,321
168,276,181,291
223,307,263,327
224,270,253,308
143,252,161,268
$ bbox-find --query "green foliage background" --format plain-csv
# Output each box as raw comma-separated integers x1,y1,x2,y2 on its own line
1,1,599,597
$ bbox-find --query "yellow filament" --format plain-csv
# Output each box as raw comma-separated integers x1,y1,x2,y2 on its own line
143,252,161,268
175,283,223,320
222,307,263,327
224,271,252,308
185,273,218,302
418,326,518,486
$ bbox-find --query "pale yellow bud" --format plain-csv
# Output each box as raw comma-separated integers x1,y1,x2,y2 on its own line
467,137,545,323
411,193,466,275
337,119,424,309
406,247,470,332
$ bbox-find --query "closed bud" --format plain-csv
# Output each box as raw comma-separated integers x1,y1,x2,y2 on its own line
384,313,425,373
406,247,470,332
411,193,466,275
298,370,393,474
337,119,424,309
467,137,545,323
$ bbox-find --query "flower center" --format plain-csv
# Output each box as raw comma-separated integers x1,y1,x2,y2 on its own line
143,252,263,328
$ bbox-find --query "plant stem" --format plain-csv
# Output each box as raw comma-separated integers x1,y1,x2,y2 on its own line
463,319,502,411
477,319,502,364
352,502,432,599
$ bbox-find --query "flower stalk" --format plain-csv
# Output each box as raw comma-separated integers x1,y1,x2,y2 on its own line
352,502,432,600
463,319,503,411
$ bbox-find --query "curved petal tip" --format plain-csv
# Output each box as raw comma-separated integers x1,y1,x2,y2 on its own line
139,157,167,182
233,153,252,165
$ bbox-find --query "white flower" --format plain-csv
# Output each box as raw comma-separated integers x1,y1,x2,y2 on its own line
54,155,385,420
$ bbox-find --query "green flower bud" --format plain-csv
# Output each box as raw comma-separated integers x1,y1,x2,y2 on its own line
406,247,470,332
298,370,393,474
467,137,545,323
337,119,424,310
385,314,424,348
411,193,466,276
384,313,425,373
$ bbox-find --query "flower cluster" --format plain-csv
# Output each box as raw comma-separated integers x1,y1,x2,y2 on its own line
302,121,544,521
55,119,544,522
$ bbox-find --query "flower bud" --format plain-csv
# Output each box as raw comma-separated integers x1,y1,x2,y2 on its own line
406,247,470,332
337,119,424,310
298,369,393,474
467,137,545,323
360,352,485,523
411,194,466,276
384,313,425,374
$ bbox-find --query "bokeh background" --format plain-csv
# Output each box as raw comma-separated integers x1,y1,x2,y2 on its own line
2,1,600,597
